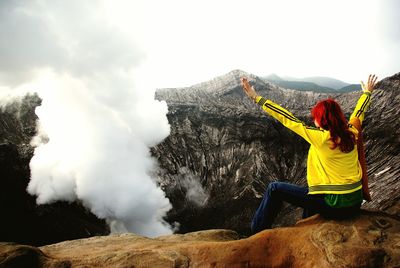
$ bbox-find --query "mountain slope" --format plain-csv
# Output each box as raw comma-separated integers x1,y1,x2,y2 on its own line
1,70,398,243
282,75,350,89
154,70,400,235
263,79,336,92
264,74,360,92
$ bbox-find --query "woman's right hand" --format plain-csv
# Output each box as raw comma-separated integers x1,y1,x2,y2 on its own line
361,74,378,93
241,77,258,101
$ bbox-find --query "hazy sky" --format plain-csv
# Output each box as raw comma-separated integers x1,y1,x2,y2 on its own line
1,0,399,89
104,0,399,87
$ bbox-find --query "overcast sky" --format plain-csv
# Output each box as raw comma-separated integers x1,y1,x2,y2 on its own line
104,0,400,87
1,0,399,90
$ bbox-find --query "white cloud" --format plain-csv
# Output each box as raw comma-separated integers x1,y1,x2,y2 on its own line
0,0,172,237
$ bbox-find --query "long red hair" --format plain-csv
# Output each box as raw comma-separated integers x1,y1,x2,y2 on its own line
311,98,355,153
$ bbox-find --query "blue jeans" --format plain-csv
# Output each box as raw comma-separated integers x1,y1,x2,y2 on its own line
251,182,361,234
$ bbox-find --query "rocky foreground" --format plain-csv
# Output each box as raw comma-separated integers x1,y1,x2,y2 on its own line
1,210,399,267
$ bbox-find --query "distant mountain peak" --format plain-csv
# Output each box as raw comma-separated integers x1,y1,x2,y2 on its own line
264,73,283,81
222,69,258,81
281,75,350,90
169,70,258,91
227,69,249,76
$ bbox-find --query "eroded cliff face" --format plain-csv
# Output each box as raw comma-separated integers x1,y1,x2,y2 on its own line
350,74,400,214
153,70,400,235
1,71,398,246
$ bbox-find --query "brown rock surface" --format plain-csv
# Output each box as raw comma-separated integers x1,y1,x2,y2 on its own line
1,210,399,267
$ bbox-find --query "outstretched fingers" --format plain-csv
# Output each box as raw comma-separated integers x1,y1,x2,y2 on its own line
240,77,258,100
361,74,378,92
241,77,251,93
369,74,378,89
371,74,378,86
241,77,250,90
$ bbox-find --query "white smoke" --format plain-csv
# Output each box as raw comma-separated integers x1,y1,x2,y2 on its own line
178,167,209,207
0,1,173,237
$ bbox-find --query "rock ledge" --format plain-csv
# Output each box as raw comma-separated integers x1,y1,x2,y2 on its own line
1,210,399,267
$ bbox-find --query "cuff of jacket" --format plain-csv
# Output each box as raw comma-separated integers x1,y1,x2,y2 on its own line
362,90,372,96
255,96,268,106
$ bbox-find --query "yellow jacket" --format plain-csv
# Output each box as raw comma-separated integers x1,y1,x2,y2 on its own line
255,91,372,194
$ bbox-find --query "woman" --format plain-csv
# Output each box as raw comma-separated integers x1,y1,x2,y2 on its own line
240,74,378,234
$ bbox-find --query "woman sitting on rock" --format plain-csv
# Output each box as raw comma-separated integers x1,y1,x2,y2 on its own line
240,74,378,234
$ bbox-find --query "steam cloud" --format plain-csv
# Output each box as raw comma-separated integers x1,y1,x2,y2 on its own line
178,167,209,207
0,1,172,236
174,167,210,207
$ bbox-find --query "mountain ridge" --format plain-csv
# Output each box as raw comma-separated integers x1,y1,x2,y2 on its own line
154,70,400,235
282,75,350,89
264,73,361,92
0,69,399,247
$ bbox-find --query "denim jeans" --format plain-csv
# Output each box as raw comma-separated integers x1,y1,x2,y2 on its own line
251,181,361,234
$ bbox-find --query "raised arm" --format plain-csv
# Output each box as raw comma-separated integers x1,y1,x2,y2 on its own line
350,74,378,124
240,77,324,146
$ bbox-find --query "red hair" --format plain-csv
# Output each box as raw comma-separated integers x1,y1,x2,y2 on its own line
311,98,355,153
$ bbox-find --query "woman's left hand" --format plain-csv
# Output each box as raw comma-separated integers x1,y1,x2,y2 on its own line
240,77,258,101
361,74,378,93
